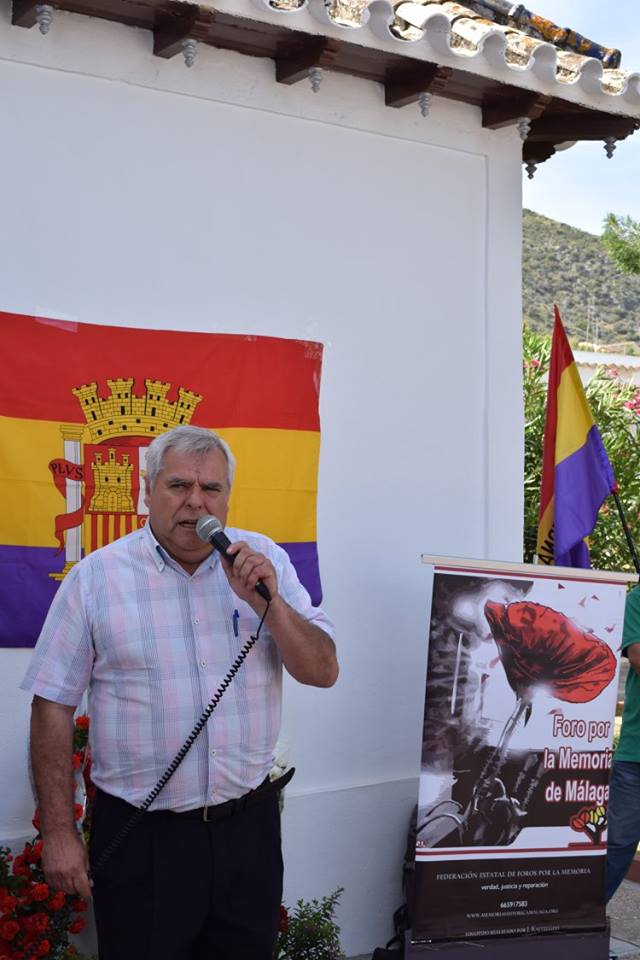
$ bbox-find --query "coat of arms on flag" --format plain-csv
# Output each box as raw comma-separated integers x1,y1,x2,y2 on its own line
0,312,324,647
48,377,205,577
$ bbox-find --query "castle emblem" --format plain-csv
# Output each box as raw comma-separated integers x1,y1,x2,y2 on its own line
49,378,203,579
89,449,134,513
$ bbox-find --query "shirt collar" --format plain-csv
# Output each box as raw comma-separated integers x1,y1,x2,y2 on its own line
140,520,219,575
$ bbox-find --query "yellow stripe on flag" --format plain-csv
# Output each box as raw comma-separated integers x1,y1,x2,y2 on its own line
0,416,65,549
0,416,319,547
536,500,554,564
555,363,595,465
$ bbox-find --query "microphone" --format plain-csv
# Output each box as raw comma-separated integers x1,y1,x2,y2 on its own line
196,515,271,602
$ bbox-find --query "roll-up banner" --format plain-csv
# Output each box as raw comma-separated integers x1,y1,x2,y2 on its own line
414,556,634,945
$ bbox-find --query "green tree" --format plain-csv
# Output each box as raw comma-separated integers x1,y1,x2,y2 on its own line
523,326,640,571
602,213,640,276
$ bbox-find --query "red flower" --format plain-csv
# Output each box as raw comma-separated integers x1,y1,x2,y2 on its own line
30,885,49,903
36,940,50,957
74,716,90,731
68,918,85,935
29,914,48,934
73,805,84,823
24,843,42,865
485,601,616,703
12,855,31,879
70,899,88,913
0,894,17,914
0,920,19,941
47,892,65,911
278,905,289,934
72,753,82,771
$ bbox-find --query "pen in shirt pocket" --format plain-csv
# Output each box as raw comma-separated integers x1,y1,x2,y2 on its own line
232,609,239,637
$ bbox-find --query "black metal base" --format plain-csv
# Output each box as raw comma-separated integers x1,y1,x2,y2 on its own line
405,923,610,959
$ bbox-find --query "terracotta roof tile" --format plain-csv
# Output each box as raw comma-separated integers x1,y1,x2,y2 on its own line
250,0,640,107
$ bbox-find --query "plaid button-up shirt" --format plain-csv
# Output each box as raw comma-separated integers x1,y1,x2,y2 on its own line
21,523,335,811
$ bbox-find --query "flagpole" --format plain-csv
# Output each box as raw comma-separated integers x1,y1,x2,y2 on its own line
612,490,640,576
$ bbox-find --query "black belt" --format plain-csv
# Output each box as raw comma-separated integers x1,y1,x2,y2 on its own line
141,766,295,823
99,768,295,825
174,766,294,822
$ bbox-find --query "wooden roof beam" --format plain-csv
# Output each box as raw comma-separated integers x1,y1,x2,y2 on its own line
153,3,207,60
385,64,452,109
12,0,47,29
527,115,640,142
275,36,342,85
483,93,552,129
523,142,556,165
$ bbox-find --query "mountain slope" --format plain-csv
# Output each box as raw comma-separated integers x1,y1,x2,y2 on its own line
523,209,640,347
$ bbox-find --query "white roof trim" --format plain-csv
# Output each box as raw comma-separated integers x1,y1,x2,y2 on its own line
198,0,640,117
574,351,640,370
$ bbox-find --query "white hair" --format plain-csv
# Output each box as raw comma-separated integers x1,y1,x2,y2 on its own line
145,426,235,488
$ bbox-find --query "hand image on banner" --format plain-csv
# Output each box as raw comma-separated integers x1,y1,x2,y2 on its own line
0,312,325,648
537,306,616,568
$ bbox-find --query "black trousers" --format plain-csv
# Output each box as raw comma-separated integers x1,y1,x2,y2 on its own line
90,788,283,960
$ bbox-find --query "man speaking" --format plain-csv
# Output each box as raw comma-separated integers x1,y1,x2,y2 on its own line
21,425,338,960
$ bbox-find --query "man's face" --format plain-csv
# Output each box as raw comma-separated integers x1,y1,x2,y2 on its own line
144,446,231,572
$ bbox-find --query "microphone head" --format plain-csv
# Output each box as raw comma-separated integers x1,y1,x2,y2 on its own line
196,515,223,542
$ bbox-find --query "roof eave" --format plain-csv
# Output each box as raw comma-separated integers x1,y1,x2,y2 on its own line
10,0,640,170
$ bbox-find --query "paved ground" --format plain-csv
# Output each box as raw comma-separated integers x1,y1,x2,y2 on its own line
610,878,640,959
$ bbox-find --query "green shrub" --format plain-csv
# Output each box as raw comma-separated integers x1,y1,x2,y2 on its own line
273,888,346,960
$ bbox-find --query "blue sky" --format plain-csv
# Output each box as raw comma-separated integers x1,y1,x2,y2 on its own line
522,1,640,236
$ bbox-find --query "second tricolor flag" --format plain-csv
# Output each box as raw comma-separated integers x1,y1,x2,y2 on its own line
537,306,616,568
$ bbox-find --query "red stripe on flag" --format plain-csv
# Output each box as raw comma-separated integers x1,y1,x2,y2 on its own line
539,306,574,519
0,312,322,430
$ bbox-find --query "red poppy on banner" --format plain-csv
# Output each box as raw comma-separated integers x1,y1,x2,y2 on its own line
0,312,324,647
484,600,616,703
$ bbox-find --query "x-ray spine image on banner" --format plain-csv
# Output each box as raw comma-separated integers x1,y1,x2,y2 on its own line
413,556,633,944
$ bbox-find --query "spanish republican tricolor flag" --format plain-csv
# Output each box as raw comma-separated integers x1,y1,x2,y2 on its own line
0,312,325,648
537,306,616,567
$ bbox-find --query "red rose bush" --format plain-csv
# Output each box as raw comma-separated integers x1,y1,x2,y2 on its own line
0,717,93,960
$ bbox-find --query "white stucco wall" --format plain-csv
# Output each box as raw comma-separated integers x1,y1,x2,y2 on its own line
0,7,524,955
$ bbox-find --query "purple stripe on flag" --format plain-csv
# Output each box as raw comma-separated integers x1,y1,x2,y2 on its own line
279,541,322,606
554,425,615,566
0,545,65,648
1,542,324,647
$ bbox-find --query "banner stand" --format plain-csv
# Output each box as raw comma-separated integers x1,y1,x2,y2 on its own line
411,556,634,956
405,923,609,959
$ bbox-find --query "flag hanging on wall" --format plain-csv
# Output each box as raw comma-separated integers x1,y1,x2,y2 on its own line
0,311,324,647
537,306,616,568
